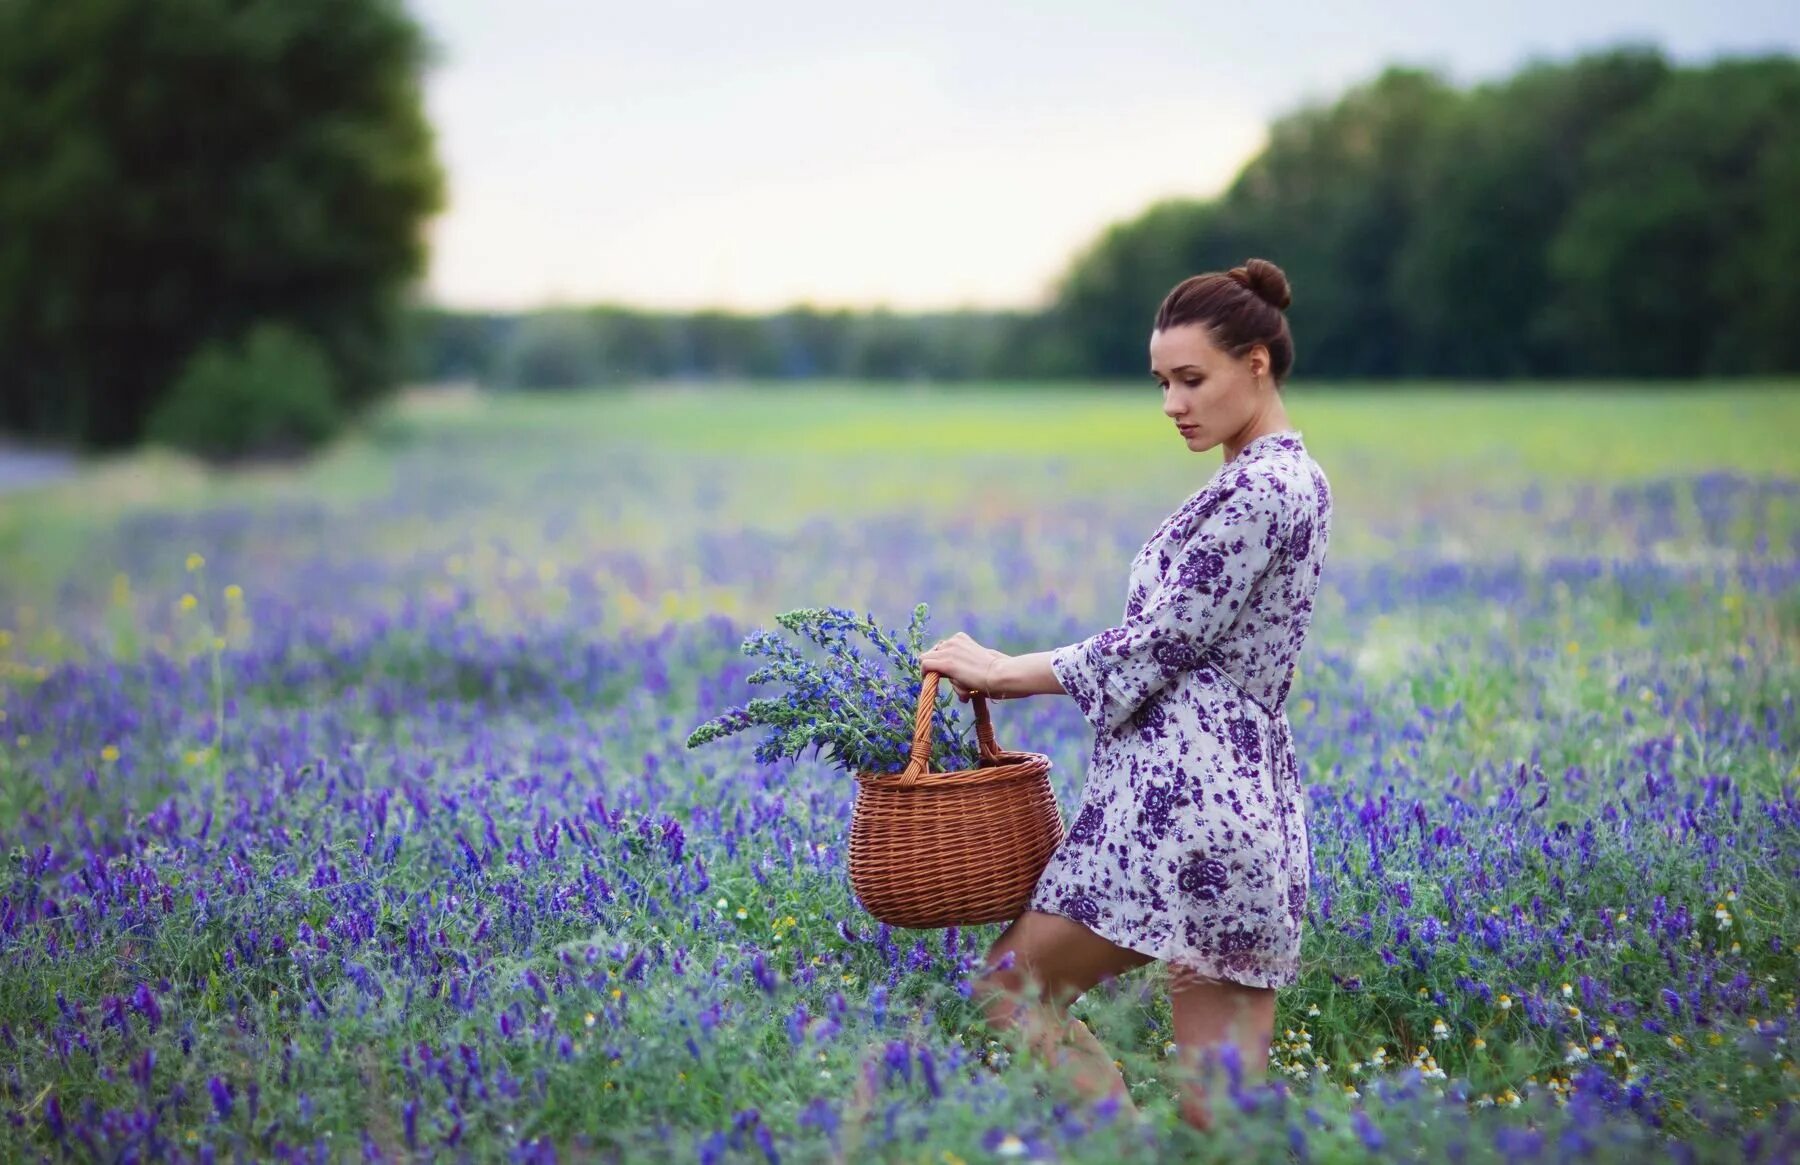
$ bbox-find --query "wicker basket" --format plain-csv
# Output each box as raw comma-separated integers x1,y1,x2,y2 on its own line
848,670,1064,929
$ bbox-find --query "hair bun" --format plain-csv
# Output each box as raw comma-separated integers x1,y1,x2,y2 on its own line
1227,258,1292,312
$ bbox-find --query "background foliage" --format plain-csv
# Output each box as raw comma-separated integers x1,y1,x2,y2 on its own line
0,0,444,451
406,47,1800,389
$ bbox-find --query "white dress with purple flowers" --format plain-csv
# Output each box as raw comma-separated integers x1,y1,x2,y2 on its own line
1030,430,1331,989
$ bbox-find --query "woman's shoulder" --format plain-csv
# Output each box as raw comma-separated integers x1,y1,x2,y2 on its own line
1240,443,1328,510
1159,462,1291,547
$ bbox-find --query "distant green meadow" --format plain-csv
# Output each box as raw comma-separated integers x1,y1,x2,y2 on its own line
0,381,1797,1162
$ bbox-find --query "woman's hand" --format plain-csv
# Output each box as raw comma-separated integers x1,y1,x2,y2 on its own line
921,632,1007,702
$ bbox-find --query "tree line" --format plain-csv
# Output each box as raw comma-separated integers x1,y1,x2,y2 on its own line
2,20,1794,460
415,45,1799,390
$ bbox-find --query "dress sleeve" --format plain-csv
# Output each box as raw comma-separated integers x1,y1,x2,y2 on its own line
1050,470,1286,735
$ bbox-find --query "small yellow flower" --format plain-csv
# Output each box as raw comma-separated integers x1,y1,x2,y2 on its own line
735,908,748,920
584,1012,596,1028
0,629,11,650
1565,640,1579,654
183,748,210,766
186,553,205,572
1498,994,1513,1010
1561,982,1573,998
1472,1036,1487,1050
101,745,120,763
610,988,622,1000
179,594,198,612
224,584,244,603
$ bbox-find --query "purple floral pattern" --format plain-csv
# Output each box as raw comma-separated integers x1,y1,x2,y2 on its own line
1032,430,1332,989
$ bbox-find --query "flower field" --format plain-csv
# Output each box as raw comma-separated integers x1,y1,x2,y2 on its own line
1,383,1798,1163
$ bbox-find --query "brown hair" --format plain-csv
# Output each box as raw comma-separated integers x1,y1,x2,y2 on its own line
1154,258,1295,385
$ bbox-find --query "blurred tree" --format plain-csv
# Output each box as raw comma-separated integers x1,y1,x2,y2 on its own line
406,48,1800,388
494,309,606,390
1043,198,1241,378
146,320,340,459
1045,66,1464,380
407,307,509,384
1545,55,1800,376
0,0,444,448
1392,45,1671,377
1215,66,1463,378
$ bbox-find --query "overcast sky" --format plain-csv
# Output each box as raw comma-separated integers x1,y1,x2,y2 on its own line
405,0,1798,313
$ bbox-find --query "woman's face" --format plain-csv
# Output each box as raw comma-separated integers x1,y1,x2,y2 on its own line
1150,322,1269,454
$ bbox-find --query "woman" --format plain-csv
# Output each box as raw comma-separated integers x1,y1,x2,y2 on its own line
919,258,1331,1132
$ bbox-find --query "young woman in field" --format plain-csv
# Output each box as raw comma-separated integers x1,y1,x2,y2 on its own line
918,258,1332,1132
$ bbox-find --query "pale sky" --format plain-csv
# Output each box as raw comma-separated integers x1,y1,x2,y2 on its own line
406,0,1798,313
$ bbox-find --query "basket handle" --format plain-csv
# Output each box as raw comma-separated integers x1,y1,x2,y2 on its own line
899,670,1005,786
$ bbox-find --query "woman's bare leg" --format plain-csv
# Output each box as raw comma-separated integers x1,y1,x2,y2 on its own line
971,910,1155,1111
1164,963,1277,1132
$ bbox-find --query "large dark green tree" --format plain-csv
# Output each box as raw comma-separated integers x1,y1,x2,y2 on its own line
1043,66,1466,380
1041,198,1242,379
1392,46,1671,377
0,0,444,448
1039,46,1800,382
1544,55,1800,376
1222,66,1463,378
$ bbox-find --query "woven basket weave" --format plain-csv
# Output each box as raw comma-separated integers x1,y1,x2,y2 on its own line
848,670,1063,929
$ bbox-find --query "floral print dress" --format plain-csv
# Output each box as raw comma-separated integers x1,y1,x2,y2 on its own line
1030,429,1331,989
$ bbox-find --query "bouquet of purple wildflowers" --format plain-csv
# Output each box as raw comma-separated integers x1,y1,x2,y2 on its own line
685,604,984,775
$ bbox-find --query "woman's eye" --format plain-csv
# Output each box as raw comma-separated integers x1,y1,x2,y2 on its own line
1185,379,1202,388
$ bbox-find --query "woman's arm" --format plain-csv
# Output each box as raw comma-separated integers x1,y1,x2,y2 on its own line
1047,471,1286,735
984,650,1064,699
919,635,1065,701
